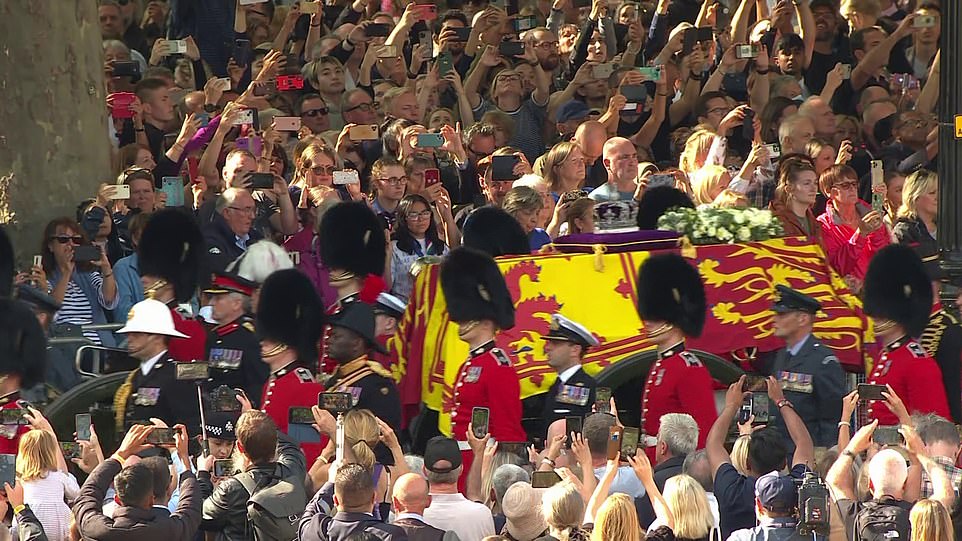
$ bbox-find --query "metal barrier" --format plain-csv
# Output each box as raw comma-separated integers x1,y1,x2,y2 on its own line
42,323,126,379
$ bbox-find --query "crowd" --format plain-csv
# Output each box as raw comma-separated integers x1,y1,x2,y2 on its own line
1,0,962,539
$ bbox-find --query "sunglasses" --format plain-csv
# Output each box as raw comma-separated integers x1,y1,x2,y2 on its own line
307,165,337,175
52,235,82,245
302,108,329,117
345,102,374,113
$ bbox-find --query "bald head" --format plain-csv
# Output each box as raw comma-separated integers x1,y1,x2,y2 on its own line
575,121,607,160
392,473,431,514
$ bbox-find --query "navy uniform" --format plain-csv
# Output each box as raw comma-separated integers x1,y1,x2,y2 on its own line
917,248,962,424
766,286,845,448
540,314,599,431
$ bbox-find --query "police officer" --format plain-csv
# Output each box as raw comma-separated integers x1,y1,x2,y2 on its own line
539,313,599,434
139,209,207,362
916,248,962,423
440,248,527,444
636,254,717,451
202,272,269,406
256,269,325,463
863,245,950,425
766,285,845,447
201,411,237,461
114,299,202,433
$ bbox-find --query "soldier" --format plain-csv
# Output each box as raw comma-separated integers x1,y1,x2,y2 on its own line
256,268,325,462
138,209,207,362
636,253,717,452
766,285,846,447
371,292,405,371
113,299,202,433
863,245,950,425
916,248,962,423
539,313,599,436
440,248,527,444
202,272,269,405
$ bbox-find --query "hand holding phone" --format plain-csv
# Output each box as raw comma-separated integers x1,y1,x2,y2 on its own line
471,407,490,438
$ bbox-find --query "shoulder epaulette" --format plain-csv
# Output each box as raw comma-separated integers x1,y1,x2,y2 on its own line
295,367,316,383
492,348,512,367
366,361,393,379
680,351,703,368
214,322,240,337
242,321,256,333
907,341,926,358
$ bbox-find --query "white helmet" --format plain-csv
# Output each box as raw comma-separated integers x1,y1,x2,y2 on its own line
117,299,188,338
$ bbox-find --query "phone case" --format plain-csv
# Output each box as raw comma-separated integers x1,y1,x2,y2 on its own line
161,177,185,207
273,117,302,131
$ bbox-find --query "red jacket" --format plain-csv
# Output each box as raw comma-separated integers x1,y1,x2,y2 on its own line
816,201,890,282
866,337,950,425
641,344,717,450
168,308,207,363
262,362,325,463
449,341,526,442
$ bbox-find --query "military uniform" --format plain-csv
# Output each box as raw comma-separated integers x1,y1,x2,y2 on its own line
0,391,29,455
261,361,325,463
449,341,527,442
921,309,962,424
866,336,951,425
205,316,269,407
168,304,207,363
640,343,716,450
114,355,202,433
541,368,596,426
767,334,846,447
327,355,403,434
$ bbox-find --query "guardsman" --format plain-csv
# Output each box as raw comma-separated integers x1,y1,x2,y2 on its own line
202,272,269,405
863,245,950,425
441,248,527,444
256,268,325,463
916,247,962,423
113,299,202,433
539,313,599,436
138,209,207,362
636,253,717,453
766,285,845,447
318,202,388,374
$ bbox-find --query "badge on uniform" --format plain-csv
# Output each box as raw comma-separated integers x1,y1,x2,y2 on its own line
465,366,483,383
680,351,703,368
346,387,362,406
0,425,16,440
209,348,243,370
908,342,926,358
134,387,161,406
778,371,814,394
557,384,590,406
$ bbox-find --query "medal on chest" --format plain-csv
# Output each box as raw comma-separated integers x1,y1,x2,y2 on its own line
464,366,483,383
209,348,243,370
134,387,161,406
778,371,814,393
557,384,590,405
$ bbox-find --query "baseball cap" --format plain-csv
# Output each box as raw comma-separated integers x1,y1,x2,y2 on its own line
755,471,797,513
423,436,463,473
556,100,591,123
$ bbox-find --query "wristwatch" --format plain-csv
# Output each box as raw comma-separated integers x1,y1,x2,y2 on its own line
203,103,217,113
776,399,793,409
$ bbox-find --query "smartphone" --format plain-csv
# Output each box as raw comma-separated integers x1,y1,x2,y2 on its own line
858,383,888,401
72,245,101,263
248,172,275,190
592,63,614,80
871,160,884,213
498,442,529,460
647,174,675,189
451,27,472,42
146,427,177,445
161,176,185,207
60,442,81,460
614,23,628,46
32,255,42,268
735,44,760,59
498,42,525,57
418,30,434,60
472,407,490,438
514,16,538,32
436,51,454,76
108,184,131,200
873,426,904,446
621,427,640,459
0,455,15,489
276,74,305,91
300,0,321,14
531,470,562,489
320,392,353,414
349,124,379,141
332,170,361,185
253,80,277,96
742,108,755,140
273,116,302,131
174,362,209,381
213,459,234,477
913,15,937,28
233,39,252,66
166,39,188,54
377,45,398,58
737,395,754,424
424,168,441,187
212,385,241,413
683,28,698,55
840,64,852,80
491,154,521,181
416,3,438,21
107,92,136,119
595,387,612,414
565,416,582,448
621,84,647,103
743,375,768,392
289,406,315,424
365,23,392,37
111,61,141,78
416,133,445,148
751,392,770,423
606,426,623,460
232,108,255,126
637,66,662,82
765,143,782,159
73,414,92,443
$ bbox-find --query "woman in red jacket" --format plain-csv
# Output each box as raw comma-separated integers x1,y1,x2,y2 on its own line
770,156,823,248
816,165,890,293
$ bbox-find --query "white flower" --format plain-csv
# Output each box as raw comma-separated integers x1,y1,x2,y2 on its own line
737,227,751,241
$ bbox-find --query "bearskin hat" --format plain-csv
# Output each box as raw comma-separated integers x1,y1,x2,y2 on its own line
863,244,932,337
256,269,324,361
462,206,530,258
636,186,695,230
0,300,46,388
319,202,386,278
440,247,515,329
138,209,203,303
636,253,707,337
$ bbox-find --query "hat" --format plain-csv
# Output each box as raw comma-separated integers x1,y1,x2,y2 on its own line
755,472,797,513
776,33,805,53
556,100,591,123
863,244,933,337
204,412,237,441
228,240,294,284
502,482,549,541
772,285,821,314
542,313,599,347
374,292,406,320
118,299,189,338
636,253,707,337
440,248,515,329
319,202,386,281
636,186,695,230
203,272,257,296
462,206,530,258
15,284,61,314
328,300,388,354
256,269,324,360
423,436,463,473
0,226,12,298
139,209,204,303
0,299,46,388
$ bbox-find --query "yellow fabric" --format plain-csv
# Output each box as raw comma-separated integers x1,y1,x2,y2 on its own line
113,370,138,432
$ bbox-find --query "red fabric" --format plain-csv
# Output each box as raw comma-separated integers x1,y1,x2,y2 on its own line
866,339,950,425
816,202,890,282
261,368,327,463
0,401,29,455
449,349,526,442
168,309,207,363
640,351,717,453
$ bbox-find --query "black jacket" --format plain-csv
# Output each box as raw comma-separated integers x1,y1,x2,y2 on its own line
892,216,937,254
539,367,597,435
202,213,263,276
634,455,686,528
300,510,408,541
119,356,202,433
393,517,451,541
15,506,49,541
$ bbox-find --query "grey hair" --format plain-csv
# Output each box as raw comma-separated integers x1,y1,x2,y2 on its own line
658,413,699,456
215,187,246,213
425,465,462,485
492,464,529,507
227,292,252,314
682,450,713,492
404,454,425,477
914,413,961,447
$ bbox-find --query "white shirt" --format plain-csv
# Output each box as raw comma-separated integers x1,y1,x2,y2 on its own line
140,350,167,376
423,493,494,541
592,465,647,498
557,364,583,385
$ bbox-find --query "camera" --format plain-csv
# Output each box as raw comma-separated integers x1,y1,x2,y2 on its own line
797,472,830,536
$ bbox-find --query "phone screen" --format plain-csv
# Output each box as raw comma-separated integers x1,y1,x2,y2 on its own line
491,155,521,181
565,415,583,448
873,426,903,446
471,407,490,438
531,470,562,489
857,383,888,401
595,387,611,414
60,442,81,459
289,407,315,424
0,455,15,488
620,427,640,459
606,427,623,460
214,459,234,477
751,392,770,423
76,413,92,441
147,428,176,445
320,392,353,414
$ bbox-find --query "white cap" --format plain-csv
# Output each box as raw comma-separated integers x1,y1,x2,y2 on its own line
117,299,189,338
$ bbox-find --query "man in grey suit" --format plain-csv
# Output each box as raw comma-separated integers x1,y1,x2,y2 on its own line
766,285,846,448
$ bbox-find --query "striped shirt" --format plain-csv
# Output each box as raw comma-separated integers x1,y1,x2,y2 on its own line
48,272,118,345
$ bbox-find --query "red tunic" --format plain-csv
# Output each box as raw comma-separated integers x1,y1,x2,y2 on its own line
168,307,207,363
640,344,717,455
0,392,29,455
449,341,527,442
866,337,950,425
261,363,326,463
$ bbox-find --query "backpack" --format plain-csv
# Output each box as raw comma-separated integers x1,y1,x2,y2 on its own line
236,464,308,541
855,498,912,541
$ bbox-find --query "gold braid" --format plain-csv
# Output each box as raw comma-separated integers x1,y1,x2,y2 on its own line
113,370,138,432
921,311,952,357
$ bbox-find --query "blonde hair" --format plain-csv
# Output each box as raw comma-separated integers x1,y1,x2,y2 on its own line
590,494,640,541
910,499,954,541
663,475,714,539
343,409,380,469
712,189,749,209
690,165,730,205
292,143,339,190
542,481,585,539
897,169,938,221
679,128,716,174
731,435,751,476
16,429,58,482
